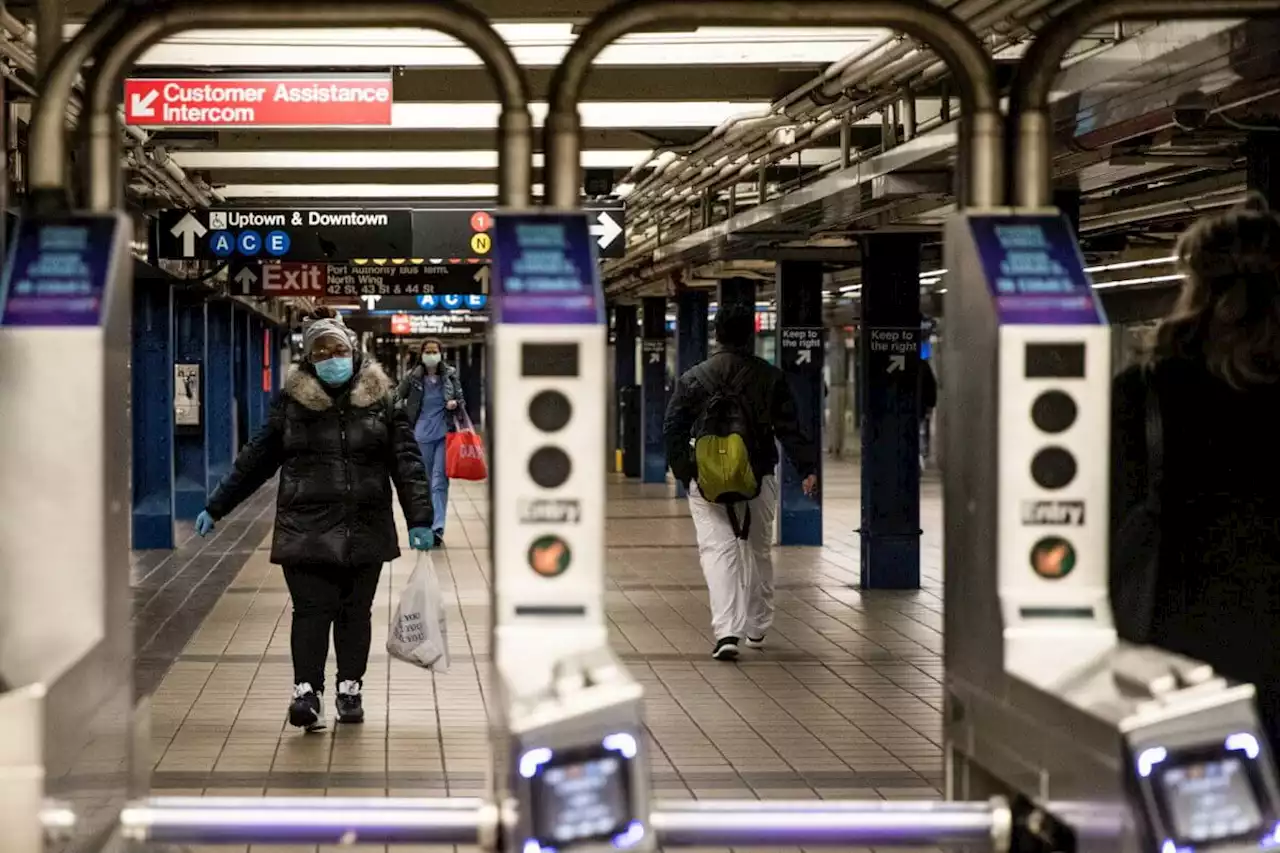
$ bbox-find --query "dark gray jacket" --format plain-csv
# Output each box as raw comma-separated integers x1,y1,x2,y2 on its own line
206,358,433,568
395,362,465,428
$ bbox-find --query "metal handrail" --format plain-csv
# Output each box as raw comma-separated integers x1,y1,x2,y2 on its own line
543,0,1002,211
116,795,1012,848
26,0,129,204
1011,0,1280,209
28,0,532,212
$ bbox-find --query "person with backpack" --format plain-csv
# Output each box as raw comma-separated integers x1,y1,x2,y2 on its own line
1110,193,1280,747
663,302,819,661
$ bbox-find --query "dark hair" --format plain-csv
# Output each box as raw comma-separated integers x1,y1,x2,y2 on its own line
1156,192,1280,389
420,338,444,354
715,302,755,349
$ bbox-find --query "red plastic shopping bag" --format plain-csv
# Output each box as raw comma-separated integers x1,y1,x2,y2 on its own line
446,413,488,481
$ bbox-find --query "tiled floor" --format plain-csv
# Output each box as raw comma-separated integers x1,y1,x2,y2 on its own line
139,458,946,852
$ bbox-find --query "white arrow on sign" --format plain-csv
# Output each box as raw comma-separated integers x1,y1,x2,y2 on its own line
648,351,661,363
887,354,906,374
590,211,623,250
170,212,208,258
361,294,382,311
796,349,812,366
473,265,490,290
130,89,159,118
233,267,258,292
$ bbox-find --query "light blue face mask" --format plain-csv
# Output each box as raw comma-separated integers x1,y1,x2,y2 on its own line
314,356,354,386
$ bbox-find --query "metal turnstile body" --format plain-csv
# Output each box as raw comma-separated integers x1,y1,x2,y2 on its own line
487,211,653,853
942,210,1280,853
0,212,136,850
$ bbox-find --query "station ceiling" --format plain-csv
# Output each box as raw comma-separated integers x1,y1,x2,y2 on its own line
56,10,910,204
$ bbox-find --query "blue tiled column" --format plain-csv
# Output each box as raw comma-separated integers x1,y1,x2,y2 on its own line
172,292,207,519
232,305,249,453
640,296,668,484
674,289,709,497
245,313,265,437
776,261,824,546
205,301,235,497
132,280,175,549
858,234,922,589
613,304,640,477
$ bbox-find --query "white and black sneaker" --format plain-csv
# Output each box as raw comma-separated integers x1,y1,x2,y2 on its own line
745,635,766,649
712,637,740,661
288,682,326,732
335,680,365,724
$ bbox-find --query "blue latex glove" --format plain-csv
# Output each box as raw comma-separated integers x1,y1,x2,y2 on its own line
195,510,216,537
409,528,435,551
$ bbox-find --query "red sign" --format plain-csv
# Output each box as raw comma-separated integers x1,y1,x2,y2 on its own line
123,76,393,127
390,314,412,336
470,211,493,232
260,262,327,296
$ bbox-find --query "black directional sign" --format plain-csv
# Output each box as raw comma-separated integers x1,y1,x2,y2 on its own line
153,202,626,262
153,208,414,262
226,258,490,297
411,201,627,260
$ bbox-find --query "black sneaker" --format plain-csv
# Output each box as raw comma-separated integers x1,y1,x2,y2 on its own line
336,680,364,724
712,637,740,661
433,531,444,548
288,683,326,732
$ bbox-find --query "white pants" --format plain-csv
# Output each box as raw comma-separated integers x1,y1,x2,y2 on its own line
688,476,779,641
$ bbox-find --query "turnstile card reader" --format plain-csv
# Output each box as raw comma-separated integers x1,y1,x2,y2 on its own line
1125,683,1280,853
0,213,136,851
489,211,652,853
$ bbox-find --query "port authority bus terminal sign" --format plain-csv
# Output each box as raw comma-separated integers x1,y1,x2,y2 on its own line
123,74,393,127
153,208,414,262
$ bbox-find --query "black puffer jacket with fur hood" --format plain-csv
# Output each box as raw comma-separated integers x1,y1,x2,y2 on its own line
206,356,433,568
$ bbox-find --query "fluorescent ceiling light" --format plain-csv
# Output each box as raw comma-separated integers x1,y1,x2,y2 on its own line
394,101,773,130
1092,273,1184,289
96,25,890,68
170,147,848,171
1087,255,1177,273
217,183,538,199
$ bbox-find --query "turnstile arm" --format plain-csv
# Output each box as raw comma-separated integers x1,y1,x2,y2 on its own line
114,796,1011,848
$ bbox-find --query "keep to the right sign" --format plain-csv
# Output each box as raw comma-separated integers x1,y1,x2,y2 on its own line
868,326,920,375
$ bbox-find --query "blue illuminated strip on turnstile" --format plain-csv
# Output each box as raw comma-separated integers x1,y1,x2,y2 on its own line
492,213,603,326
968,214,1105,326
0,216,118,327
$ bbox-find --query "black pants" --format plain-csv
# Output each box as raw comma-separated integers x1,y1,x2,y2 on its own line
282,562,382,691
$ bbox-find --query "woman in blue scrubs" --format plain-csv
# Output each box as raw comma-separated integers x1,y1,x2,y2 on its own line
395,339,465,546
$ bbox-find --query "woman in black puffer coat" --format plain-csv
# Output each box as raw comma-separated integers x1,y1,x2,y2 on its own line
197,309,434,733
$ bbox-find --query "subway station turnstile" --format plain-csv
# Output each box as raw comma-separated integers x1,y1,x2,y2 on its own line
6,0,1280,850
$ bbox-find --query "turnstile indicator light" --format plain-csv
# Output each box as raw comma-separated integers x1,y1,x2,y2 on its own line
1031,391,1078,435
529,446,573,489
529,535,572,577
1030,537,1076,579
1140,747,1170,778
521,747,554,779
530,390,573,433
603,732,638,759
1227,733,1262,760
1030,447,1077,490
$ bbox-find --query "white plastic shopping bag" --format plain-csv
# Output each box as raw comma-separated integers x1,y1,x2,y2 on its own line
387,552,450,673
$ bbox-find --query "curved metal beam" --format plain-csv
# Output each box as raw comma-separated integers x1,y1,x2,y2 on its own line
69,0,531,211
1012,0,1280,208
545,0,1001,211
27,1,129,206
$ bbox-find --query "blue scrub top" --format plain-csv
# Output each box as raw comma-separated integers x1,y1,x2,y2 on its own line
414,374,448,443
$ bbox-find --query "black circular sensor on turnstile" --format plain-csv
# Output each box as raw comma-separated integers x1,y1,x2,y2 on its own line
1031,447,1077,490
529,446,572,488
528,390,572,433
1031,391,1078,434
